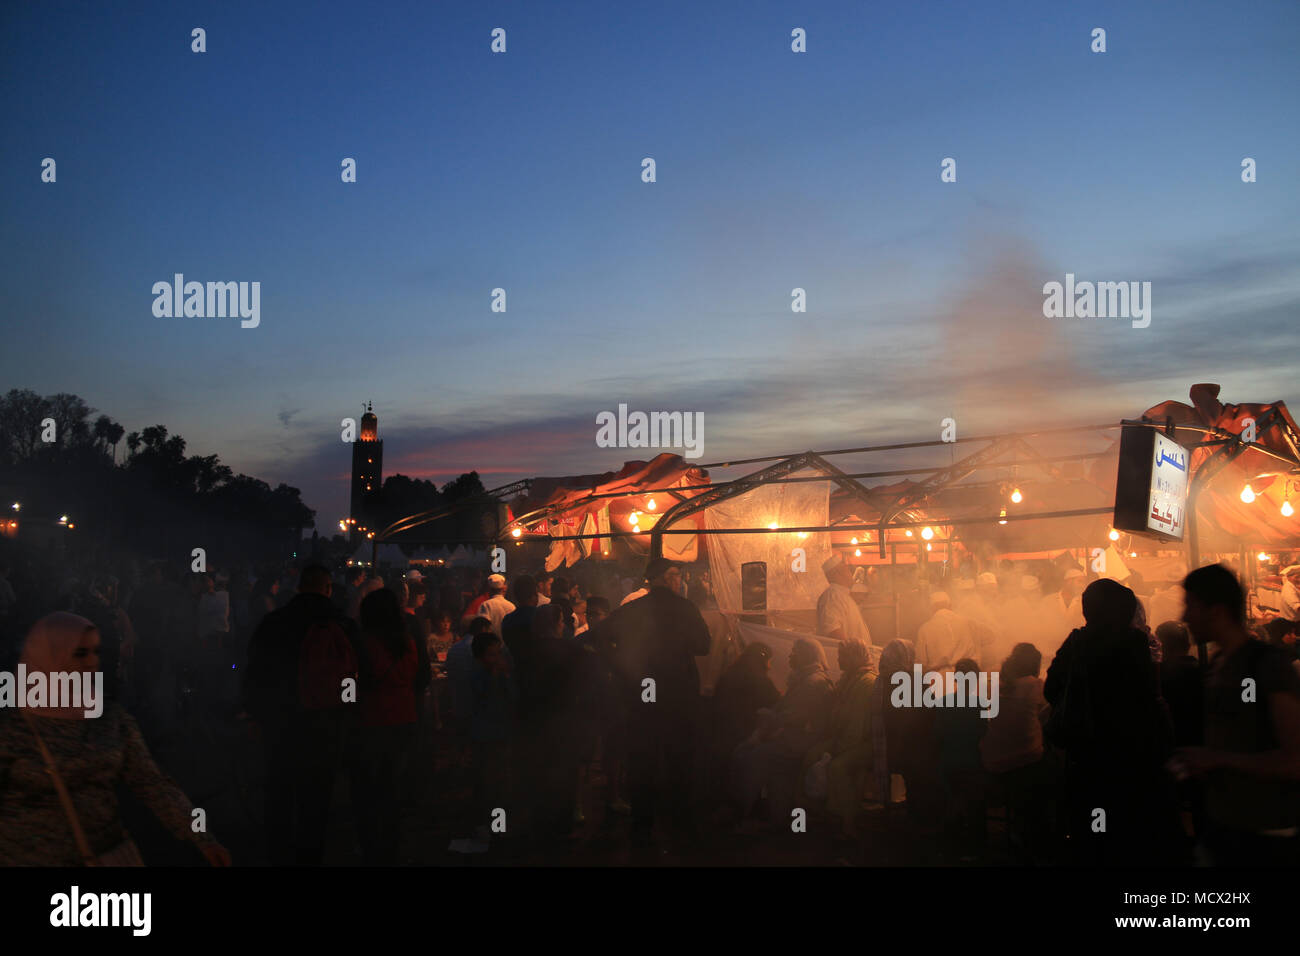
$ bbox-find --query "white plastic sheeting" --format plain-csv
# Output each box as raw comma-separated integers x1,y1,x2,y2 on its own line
704,473,834,614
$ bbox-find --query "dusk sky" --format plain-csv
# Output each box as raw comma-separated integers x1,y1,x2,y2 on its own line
3,0,1297,526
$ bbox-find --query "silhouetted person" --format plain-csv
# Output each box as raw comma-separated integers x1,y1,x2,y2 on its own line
592,557,711,846
515,603,581,840
353,588,418,864
243,565,358,865
1044,578,1181,864
1176,564,1300,866
1156,621,1202,747
731,638,832,832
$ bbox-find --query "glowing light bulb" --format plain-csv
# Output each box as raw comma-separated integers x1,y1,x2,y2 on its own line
854,549,862,557
1010,487,1023,504
850,537,858,545
797,531,808,539
1241,484,1256,504
905,529,913,538
1283,500,1295,517
59,515,67,524
998,509,1007,525
767,521,779,530
921,526,934,540
1108,529,1120,542
647,497,657,511
925,542,932,551
511,527,522,538
10,503,18,511
1257,552,1269,562
1130,552,1137,558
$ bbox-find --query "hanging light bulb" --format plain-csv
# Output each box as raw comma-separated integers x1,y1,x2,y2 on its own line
1010,487,1023,504
905,529,913,538
850,537,858,545
998,509,1007,525
646,497,657,511
1107,529,1119,542
511,527,522,538
854,549,862,557
1257,552,1269,562
925,542,933,552
1283,499,1295,517
921,526,934,540
1240,484,1256,503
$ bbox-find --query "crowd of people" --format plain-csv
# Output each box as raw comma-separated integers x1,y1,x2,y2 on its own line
1,542,1298,867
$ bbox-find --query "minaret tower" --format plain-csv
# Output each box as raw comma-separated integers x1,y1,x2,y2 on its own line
350,401,383,527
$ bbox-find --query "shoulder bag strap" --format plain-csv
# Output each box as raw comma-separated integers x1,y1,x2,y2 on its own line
20,711,98,866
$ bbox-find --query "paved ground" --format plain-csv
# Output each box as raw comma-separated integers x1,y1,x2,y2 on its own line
126,693,1026,867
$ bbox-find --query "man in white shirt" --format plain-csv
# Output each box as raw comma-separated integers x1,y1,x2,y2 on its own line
475,573,515,636
1057,568,1086,631
956,572,1005,670
535,572,553,606
816,553,872,645
915,591,979,670
1282,565,1300,623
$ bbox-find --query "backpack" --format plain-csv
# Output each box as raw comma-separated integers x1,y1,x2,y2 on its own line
298,617,357,711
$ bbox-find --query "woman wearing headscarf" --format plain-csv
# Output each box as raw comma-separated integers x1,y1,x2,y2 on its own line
701,642,780,812
731,638,833,831
1044,578,1181,864
808,638,877,839
0,613,231,866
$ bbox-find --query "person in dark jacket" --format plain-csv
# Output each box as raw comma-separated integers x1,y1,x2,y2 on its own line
731,638,833,830
353,588,419,864
589,557,711,845
1044,578,1182,864
242,564,359,865
1156,621,1203,746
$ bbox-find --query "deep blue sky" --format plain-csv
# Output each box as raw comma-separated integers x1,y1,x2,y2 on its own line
2,0,1297,525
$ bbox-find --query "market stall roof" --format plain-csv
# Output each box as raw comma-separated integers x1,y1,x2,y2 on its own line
1141,383,1300,550
507,453,709,524
503,453,711,566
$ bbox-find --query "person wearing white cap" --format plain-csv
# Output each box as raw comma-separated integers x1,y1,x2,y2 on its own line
955,572,1006,670
916,591,979,671
816,553,872,645
476,573,515,636
1057,568,1086,631
1282,565,1300,623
